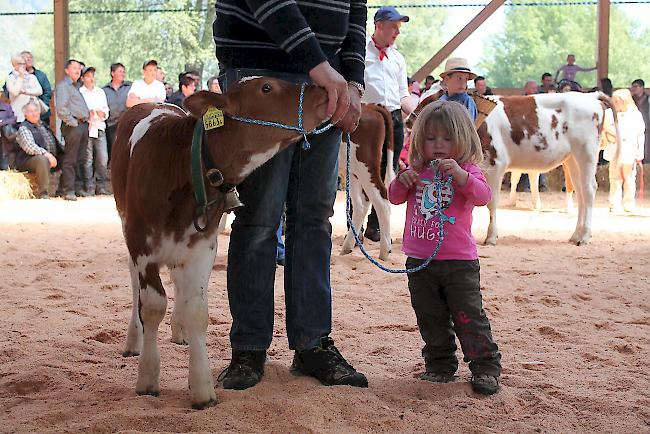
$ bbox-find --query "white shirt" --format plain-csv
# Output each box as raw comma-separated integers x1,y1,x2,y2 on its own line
361,39,409,112
80,85,109,138
6,70,43,123
128,79,166,105
603,109,645,165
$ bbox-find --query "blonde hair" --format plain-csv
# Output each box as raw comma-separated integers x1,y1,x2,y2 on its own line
409,100,483,168
612,88,638,113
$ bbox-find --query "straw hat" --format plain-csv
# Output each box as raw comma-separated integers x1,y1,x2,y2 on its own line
440,58,477,80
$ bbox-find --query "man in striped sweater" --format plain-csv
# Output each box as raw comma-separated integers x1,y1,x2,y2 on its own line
214,1,369,391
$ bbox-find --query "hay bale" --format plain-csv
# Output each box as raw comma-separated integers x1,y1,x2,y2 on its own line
0,170,35,200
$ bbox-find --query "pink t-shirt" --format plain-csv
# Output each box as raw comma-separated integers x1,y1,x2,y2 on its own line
388,162,491,260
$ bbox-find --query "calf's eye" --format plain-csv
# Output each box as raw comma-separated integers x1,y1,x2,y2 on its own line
262,83,272,93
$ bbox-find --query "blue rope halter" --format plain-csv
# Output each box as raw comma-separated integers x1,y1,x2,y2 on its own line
343,134,454,274
229,82,333,150
224,81,454,274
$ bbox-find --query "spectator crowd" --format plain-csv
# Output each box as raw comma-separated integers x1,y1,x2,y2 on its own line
0,51,221,199
0,48,647,210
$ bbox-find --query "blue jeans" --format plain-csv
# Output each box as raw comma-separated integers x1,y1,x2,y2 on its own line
82,130,109,191
276,216,285,263
221,67,341,351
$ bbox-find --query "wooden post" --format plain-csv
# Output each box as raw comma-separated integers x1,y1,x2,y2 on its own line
412,0,506,83
53,0,69,85
596,0,610,85
53,0,69,131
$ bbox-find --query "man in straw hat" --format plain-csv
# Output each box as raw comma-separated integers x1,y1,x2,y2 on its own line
362,5,417,242
439,57,478,122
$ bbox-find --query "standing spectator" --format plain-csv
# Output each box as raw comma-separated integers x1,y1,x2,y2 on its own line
538,72,554,93
80,67,110,195
206,76,221,93
603,89,645,212
214,0,367,390
473,76,493,96
126,60,166,108
0,94,17,170
630,79,650,163
20,51,51,124
554,54,596,86
184,70,201,90
421,75,436,94
155,66,165,83
102,62,131,162
166,74,196,108
55,59,90,201
15,100,63,198
362,5,416,242
523,80,537,96
6,53,43,123
600,78,613,97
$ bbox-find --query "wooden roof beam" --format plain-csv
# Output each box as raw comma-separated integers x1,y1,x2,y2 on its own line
412,0,506,83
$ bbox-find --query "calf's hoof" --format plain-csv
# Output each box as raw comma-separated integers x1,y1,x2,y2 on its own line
192,397,218,410
136,387,160,397
171,337,188,346
122,350,140,357
483,238,497,246
340,246,352,256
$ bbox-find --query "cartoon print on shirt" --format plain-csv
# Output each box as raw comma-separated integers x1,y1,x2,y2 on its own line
418,177,453,220
410,175,455,241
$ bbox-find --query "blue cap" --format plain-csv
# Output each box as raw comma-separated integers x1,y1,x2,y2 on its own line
374,6,409,23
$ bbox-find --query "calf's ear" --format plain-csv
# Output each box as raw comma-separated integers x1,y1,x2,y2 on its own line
183,91,230,118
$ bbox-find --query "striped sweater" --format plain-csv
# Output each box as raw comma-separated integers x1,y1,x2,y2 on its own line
213,0,367,84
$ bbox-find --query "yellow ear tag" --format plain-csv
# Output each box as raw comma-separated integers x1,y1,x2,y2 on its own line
203,106,224,130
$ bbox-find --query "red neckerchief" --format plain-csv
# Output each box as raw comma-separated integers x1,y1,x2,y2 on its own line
372,37,388,61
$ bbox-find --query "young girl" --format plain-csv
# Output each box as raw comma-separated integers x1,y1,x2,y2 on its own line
388,100,502,395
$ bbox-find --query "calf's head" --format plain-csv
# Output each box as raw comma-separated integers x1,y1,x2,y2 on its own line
184,77,329,185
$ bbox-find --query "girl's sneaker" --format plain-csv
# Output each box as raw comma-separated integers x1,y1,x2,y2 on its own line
471,374,499,395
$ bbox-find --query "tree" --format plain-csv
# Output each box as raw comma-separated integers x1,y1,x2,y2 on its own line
29,0,215,87
480,2,650,89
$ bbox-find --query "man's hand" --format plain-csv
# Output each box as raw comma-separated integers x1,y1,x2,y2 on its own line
308,61,350,124
44,152,57,169
335,83,362,133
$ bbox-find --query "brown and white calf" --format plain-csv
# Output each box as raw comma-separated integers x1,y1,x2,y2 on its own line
408,91,615,245
339,103,394,260
111,78,328,409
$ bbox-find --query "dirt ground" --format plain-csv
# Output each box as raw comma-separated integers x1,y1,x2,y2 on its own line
1,191,649,433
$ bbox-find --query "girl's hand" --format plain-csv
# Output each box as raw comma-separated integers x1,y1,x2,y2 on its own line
398,168,420,188
438,159,469,186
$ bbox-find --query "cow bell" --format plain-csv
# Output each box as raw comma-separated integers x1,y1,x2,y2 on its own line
223,186,244,212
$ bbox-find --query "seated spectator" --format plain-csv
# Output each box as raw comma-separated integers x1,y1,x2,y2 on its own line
0,95,17,170
207,76,221,93
538,72,555,93
15,100,63,198
126,59,166,108
6,53,43,123
80,66,110,196
473,76,493,96
184,70,201,90
166,74,197,108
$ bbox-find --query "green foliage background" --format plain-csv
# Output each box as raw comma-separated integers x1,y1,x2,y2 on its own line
1,1,649,89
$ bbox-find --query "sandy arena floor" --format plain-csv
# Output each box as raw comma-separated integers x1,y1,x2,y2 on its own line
0,191,649,433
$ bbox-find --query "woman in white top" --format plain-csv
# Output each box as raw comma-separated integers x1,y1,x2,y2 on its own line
5,53,43,123
603,88,645,212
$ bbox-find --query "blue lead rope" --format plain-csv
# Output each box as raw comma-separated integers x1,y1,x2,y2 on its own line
229,82,333,150
343,133,453,274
